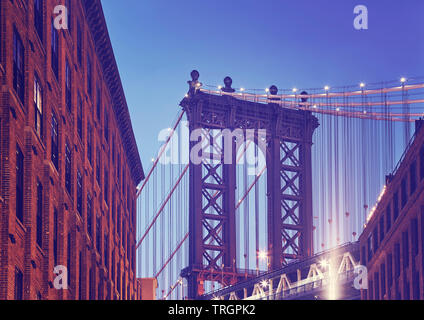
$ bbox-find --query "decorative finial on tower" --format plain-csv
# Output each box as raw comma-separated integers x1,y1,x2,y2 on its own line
269,85,280,101
300,91,308,105
187,70,202,96
222,76,235,93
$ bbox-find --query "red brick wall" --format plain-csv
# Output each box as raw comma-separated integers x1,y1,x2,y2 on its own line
0,0,141,300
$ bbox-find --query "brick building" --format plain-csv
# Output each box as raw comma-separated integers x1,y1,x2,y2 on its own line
0,0,144,300
359,120,424,300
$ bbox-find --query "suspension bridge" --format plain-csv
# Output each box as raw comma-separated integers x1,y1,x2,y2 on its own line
135,71,424,300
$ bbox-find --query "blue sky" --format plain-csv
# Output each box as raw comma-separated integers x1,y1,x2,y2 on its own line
101,0,424,169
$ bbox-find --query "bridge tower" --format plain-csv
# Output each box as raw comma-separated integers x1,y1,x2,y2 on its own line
180,71,319,299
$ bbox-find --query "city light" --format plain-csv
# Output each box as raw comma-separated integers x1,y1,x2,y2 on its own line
401,77,407,83
320,259,328,268
258,250,268,260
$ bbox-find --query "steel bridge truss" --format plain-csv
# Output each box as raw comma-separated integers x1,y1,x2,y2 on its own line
181,73,319,299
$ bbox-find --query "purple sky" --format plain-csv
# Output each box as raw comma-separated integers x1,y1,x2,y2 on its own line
101,0,424,168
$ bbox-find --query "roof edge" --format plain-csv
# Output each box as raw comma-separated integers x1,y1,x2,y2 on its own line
82,0,145,185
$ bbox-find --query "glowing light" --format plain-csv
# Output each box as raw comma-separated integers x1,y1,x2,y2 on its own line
336,108,340,112
240,88,245,92
363,110,367,115
324,86,330,91
258,251,268,260
400,77,407,83
313,105,318,109
184,94,189,98
218,85,223,90
151,158,155,162
196,82,201,87
265,88,270,93
360,82,366,88
366,185,387,224
261,280,269,288
320,259,328,268
292,88,298,93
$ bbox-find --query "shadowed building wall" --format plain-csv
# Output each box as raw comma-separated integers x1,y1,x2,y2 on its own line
359,120,424,300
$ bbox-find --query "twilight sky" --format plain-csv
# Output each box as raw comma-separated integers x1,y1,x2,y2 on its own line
101,0,424,171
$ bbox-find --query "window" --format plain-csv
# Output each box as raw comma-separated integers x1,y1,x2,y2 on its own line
373,227,379,252
34,0,43,42
413,271,420,300
379,216,385,244
420,145,424,180
87,193,93,237
386,205,392,232
117,263,121,296
387,254,393,288
394,243,400,278
87,56,92,97
77,23,82,66
104,234,109,268
14,267,23,300
96,216,101,253
374,272,380,300
422,207,424,267
77,94,83,140
381,264,386,297
67,232,72,286
401,178,407,208
16,145,24,223
54,208,58,266
34,74,43,139
87,122,92,164
78,252,82,300
104,112,109,143
77,169,82,216
65,59,72,112
117,205,121,237
104,167,109,205
367,234,373,261
410,161,417,195
36,180,43,247
65,143,72,194
51,20,59,79
112,136,115,164
96,147,101,184
402,231,409,268
13,28,25,104
89,268,94,300
411,218,418,257
117,154,121,186
51,110,59,170
393,192,399,221
96,86,101,120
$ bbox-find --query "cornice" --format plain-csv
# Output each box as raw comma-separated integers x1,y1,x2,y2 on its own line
82,0,145,185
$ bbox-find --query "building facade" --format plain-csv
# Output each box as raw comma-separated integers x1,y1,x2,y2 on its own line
0,0,144,300
359,121,424,300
